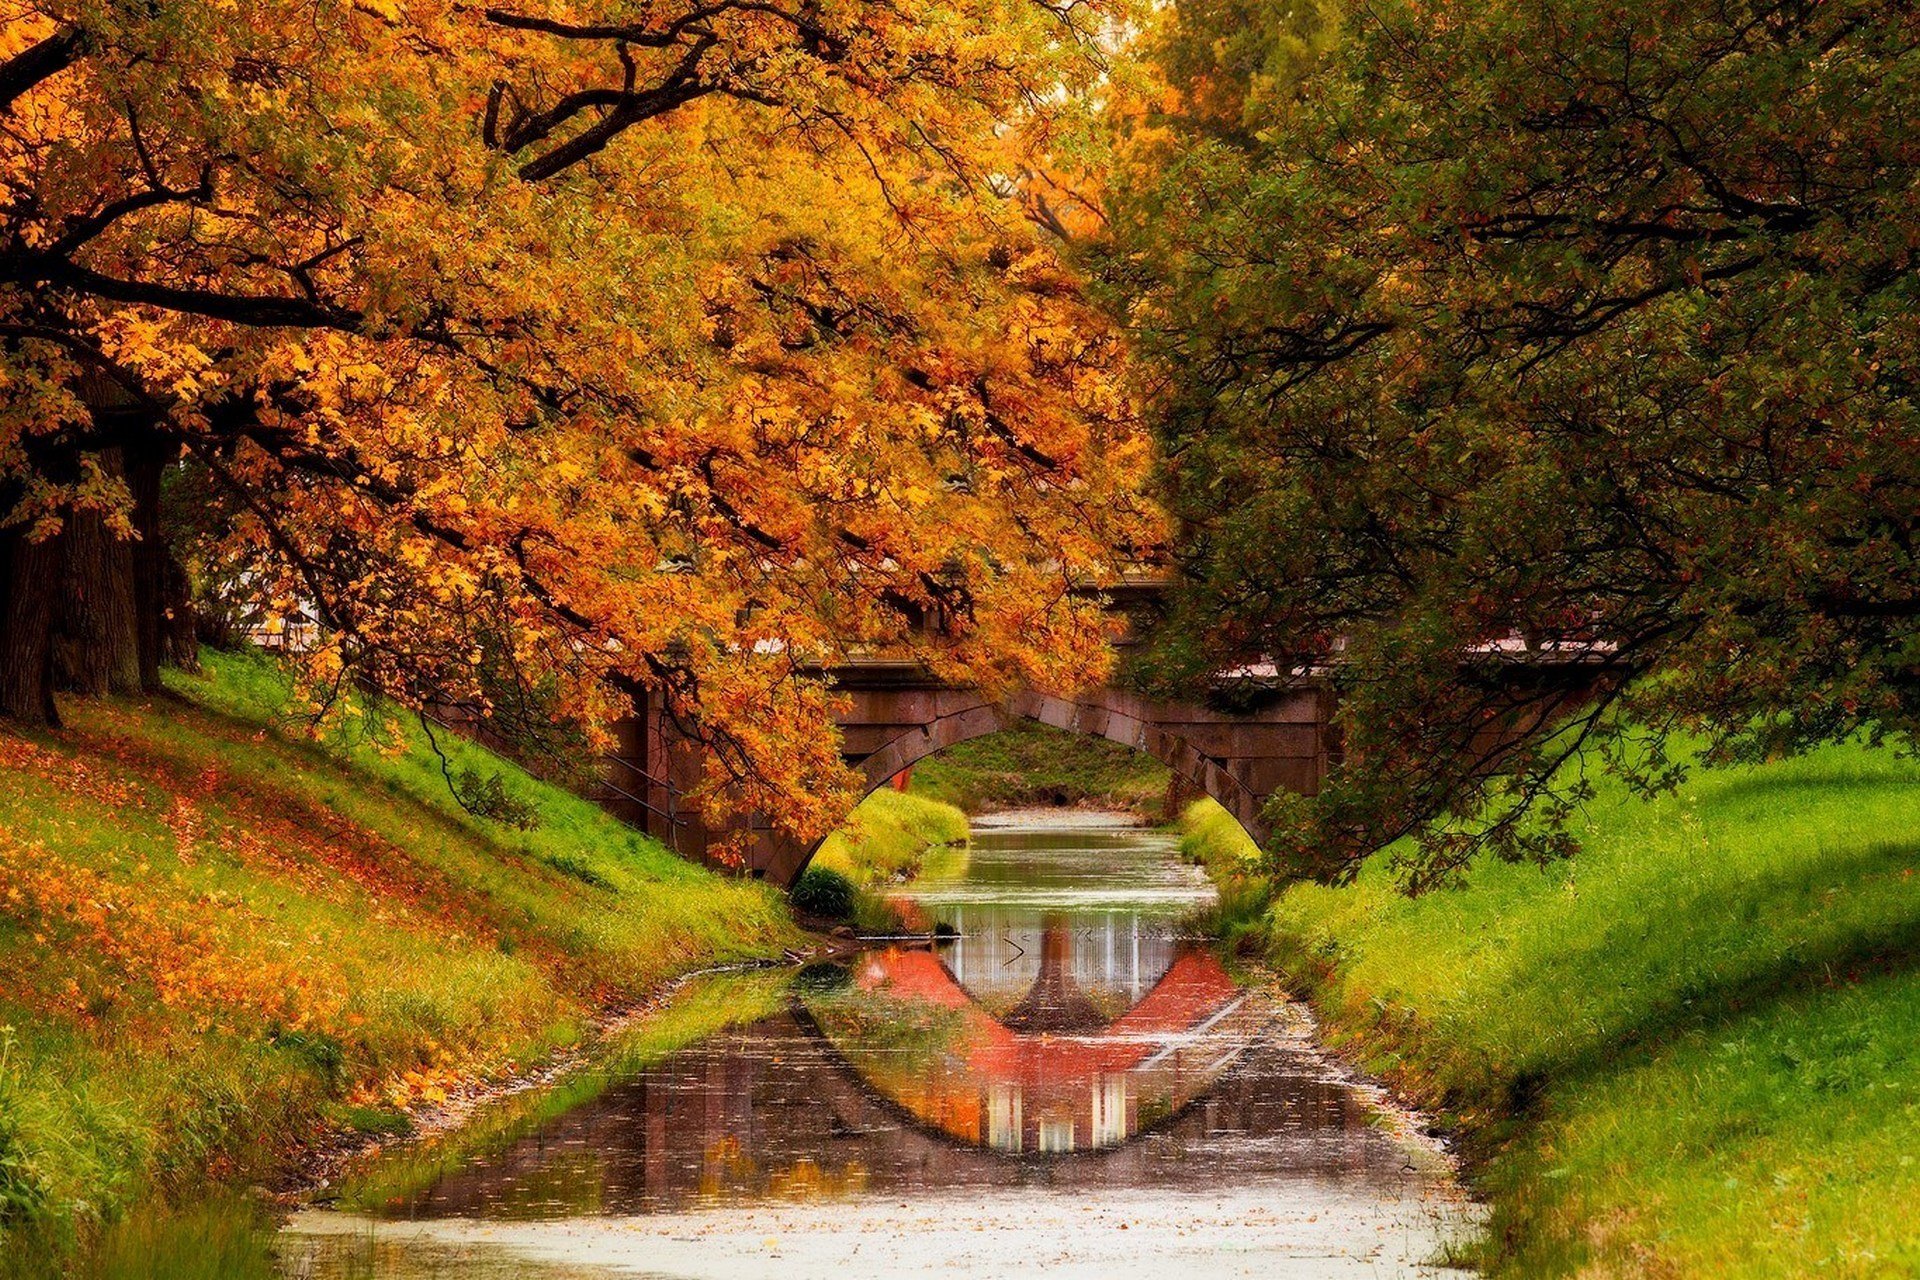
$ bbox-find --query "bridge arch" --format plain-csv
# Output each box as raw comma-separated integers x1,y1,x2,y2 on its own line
603,580,1594,887
609,661,1335,887
775,688,1276,888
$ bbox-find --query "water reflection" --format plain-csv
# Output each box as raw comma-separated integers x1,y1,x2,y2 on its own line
282,815,1475,1277
377,986,1403,1223
810,937,1266,1154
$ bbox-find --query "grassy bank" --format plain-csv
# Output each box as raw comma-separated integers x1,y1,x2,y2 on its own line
809,788,969,886
801,788,969,931
907,723,1170,815
1175,798,1275,947
0,651,792,1262
1187,740,1920,1277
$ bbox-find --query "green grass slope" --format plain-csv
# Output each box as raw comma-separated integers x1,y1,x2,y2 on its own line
0,650,792,1259
802,788,969,932
1188,740,1920,1278
809,788,969,886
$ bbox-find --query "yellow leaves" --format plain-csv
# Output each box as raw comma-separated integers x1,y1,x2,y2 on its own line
0,10,55,62
0,832,348,1034
353,0,405,24
0,0,1162,852
308,644,345,683
359,1062,459,1109
92,314,217,401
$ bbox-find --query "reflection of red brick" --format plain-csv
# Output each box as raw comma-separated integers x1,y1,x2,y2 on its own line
846,946,1252,1152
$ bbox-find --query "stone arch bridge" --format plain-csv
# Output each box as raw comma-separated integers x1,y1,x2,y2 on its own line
601,657,1337,888
595,576,1599,888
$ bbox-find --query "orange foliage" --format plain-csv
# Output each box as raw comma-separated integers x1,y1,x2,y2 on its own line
0,0,1161,843
0,736,143,810
0,833,347,1035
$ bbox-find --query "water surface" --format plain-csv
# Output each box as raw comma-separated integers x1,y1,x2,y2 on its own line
281,812,1475,1278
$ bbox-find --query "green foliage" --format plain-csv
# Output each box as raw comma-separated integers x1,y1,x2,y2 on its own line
791,866,858,921
0,1195,282,1280
1248,740,1920,1276
451,767,540,831
907,724,1169,814
540,851,613,890
1109,0,1920,886
329,1105,414,1139
804,788,970,932
268,1029,347,1088
0,1127,43,1231
0,1029,48,1230
1138,0,1339,137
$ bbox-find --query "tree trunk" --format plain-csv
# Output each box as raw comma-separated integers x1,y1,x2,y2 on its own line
0,520,62,724
0,376,184,723
163,550,200,672
53,447,142,697
126,438,181,691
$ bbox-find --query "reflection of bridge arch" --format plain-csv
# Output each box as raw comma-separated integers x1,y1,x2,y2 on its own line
393,985,1390,1222
786,992,1262,1167
802,942,1265,1155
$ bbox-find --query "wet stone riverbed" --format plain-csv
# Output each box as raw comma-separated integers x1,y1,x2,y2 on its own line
279,813,1477,1279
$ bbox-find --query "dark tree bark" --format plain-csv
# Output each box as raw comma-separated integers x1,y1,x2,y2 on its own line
162,549,199,671
0,402,191,723
0,520,62,724
0,26,85,115
126,436,180,692
53,446,142,697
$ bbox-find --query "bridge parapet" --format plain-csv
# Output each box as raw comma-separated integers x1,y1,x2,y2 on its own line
604,656,1341,887
595,573,1604,886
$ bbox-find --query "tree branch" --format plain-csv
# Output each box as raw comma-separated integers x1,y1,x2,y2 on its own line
0,26,85,114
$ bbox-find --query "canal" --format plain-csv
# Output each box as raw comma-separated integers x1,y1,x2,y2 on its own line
280,813,1475,1278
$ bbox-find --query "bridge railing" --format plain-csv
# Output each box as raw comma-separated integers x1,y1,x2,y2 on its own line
594,753,698,856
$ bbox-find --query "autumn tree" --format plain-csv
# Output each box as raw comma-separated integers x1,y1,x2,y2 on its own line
1,0,1156,847
1107,0,1920,887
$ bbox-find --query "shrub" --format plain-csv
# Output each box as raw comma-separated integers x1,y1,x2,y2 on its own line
271,1028,347,1087
542,851,613,890
0,1120,44,1229
453,768,539,830
332,1105,414,1138
790,866,857,920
